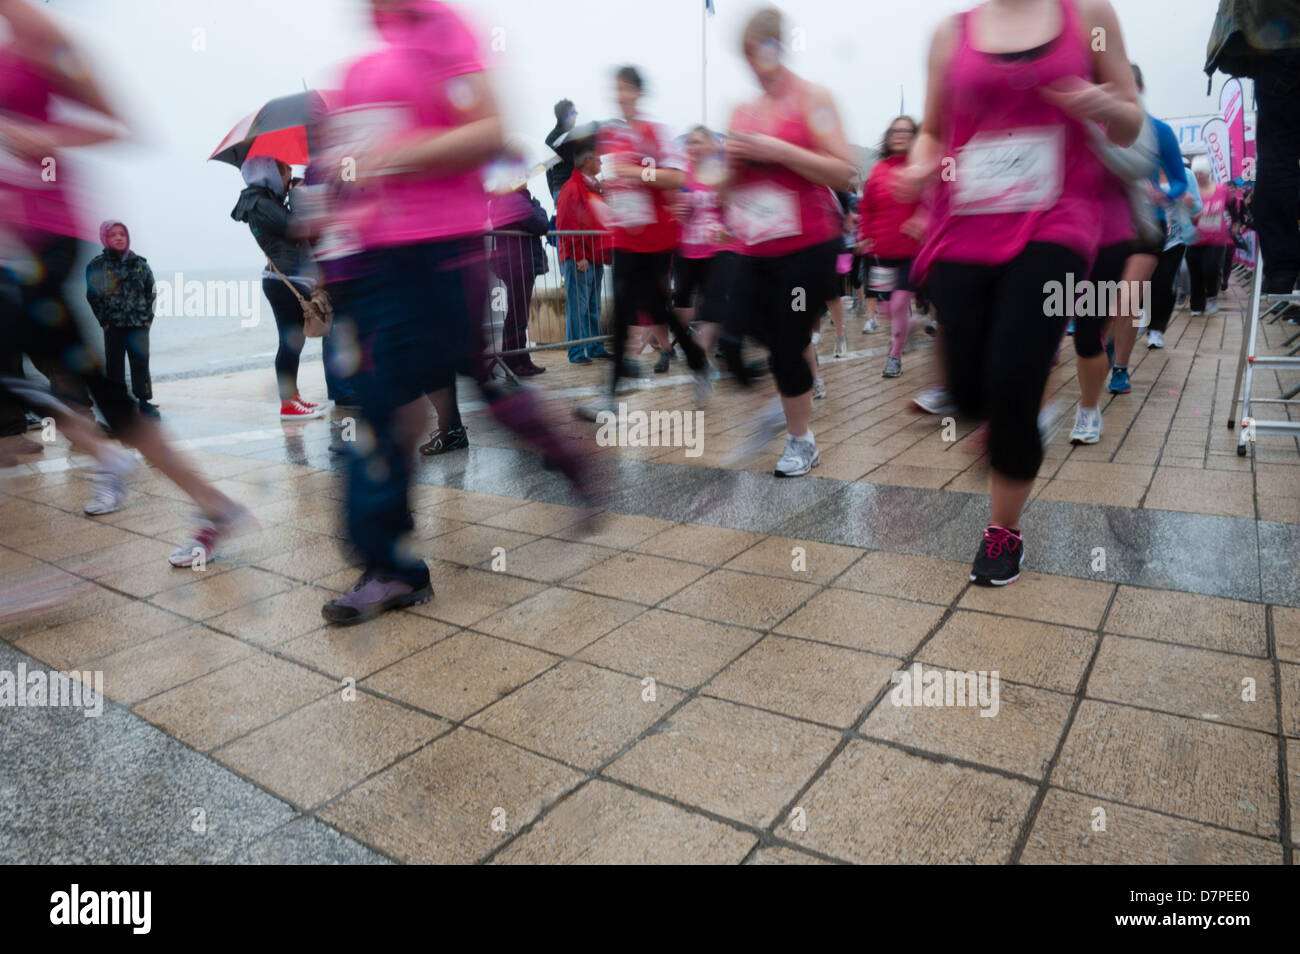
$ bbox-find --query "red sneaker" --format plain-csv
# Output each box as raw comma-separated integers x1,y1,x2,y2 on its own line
280,398,324,420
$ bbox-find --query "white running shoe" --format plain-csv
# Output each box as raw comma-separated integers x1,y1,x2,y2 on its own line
911,385,956,415
729,397,787,464
1207,300,1220,314
83,470,127,515
862,317,880,334
835,333,848,356
1147,330,1165,349
773,434,820,478
813,378,826,400
1068,406,1102,445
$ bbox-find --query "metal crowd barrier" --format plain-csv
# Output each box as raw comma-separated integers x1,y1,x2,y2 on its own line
482,228,614,381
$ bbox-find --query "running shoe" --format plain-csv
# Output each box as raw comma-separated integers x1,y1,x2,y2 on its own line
1068,406,1102,445
1207,300,1220,315
970,525,1023,586
654,352,671,374
575,399,617,423
280,398,324,420
168,503,254,567
835,333,848,356
693,368,713,406
419,425,469,456
83,470,127,516
911,385,956,415
1147,330,1165,349
728,397,786,464
321,573,433,625
813,378,826,400
862,317,880,334
1190,309,1203,317
1108,367,1131,394
882,356,902,378
773,434,819,478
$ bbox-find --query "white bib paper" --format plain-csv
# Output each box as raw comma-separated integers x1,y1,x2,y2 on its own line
605,187,656,229
952,126,1064,215
728,182,801,246
867,265,898,293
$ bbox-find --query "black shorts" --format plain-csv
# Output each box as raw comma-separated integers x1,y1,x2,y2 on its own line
672,254,712,309
699,251,742,326
867,257,914,300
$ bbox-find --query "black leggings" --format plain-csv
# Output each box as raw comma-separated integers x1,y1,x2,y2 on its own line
1147,244,1186,334
724,240,839,397
1185,244,1225,313
609,249,705,395
1072,241,1131,360
263,277,306,402
925,242,1084,481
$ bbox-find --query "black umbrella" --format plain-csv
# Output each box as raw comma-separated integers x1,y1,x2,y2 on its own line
208,90,328,167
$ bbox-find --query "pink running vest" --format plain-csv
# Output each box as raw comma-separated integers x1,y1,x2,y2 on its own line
726,84,842,258
914,0,1105,279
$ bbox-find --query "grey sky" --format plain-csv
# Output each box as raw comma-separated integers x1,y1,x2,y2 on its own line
51,0,1234,272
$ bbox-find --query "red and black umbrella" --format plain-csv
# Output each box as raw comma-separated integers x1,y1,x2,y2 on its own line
209,90,328,167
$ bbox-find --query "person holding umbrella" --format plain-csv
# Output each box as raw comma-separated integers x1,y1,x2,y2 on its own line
230,154,325,419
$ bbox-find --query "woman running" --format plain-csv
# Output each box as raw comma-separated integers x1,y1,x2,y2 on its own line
858,114,926,378
672,125,730,366
584,66,710,415
901,0,1141,585
0,0,249,566
1143,164,1201,350
721,7,856,478
313,0,591,624
1186,156,1230,316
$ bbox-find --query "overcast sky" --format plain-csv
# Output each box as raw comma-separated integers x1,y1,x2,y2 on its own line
50,0,1236,272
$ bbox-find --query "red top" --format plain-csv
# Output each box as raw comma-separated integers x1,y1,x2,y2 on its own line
597,118,680,253
858,154,921,259
555,168,611,264
1194,183,1230,246
914,0,1106,280
725,83,842,257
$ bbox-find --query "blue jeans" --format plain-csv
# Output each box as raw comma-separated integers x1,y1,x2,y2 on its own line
564,259,605,361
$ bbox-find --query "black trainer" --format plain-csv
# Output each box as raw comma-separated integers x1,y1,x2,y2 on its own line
419,424,469,456
970,525,1023,586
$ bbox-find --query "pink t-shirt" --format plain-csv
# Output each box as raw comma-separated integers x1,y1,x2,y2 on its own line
334,1,490,249
726,84,842,258
677,167,731,259
1195,183,1230,246
1098,169,1136,249
914,0,1106,279
0,45,81,240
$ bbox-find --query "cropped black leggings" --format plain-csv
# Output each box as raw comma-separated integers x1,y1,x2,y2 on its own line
925,242,1084,481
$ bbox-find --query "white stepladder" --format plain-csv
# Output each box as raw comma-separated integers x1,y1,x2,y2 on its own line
1228,250,1300,455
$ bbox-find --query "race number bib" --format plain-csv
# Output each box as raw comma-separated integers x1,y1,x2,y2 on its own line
605,187,656,229
728,182,801,246
867,265,898,293
953,126,1064,215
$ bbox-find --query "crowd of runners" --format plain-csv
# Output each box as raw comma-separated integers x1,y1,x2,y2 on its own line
0,0,1289,625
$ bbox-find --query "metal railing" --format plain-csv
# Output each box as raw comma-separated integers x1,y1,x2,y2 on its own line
482,228,614,381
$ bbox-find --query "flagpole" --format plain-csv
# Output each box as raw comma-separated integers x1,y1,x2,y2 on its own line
702,1,708,126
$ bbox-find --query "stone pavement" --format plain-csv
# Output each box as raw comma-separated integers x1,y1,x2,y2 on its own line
1,282,1297,864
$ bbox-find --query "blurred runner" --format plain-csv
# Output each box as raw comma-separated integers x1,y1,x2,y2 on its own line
722,8,856,478
0,0,249,568
858,114,927,378
901,0,1141,584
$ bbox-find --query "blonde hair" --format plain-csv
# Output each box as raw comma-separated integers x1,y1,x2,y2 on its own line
742,7,783,49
